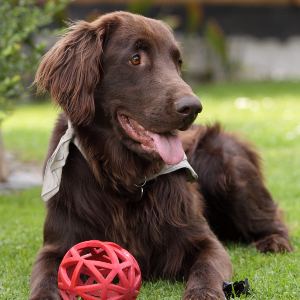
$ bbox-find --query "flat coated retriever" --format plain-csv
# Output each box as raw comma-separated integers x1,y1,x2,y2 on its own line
29,11,292,300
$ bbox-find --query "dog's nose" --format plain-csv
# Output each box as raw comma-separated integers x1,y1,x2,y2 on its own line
175,96,202,118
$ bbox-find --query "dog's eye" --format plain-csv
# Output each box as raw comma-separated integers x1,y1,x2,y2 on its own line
178,58,183,68
130,55,140,66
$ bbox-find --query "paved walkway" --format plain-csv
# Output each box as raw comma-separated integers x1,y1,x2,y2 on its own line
0,152,43,194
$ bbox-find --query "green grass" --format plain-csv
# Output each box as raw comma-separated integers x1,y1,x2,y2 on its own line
1,102,60,163
0,188,43,300
1,81,300,299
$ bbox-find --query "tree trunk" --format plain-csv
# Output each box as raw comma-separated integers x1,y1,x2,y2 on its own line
0,128,8,182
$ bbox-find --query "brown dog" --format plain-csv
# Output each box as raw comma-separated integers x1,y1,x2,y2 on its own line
30,11,292,300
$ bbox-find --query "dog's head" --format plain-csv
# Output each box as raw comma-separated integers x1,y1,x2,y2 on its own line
35,12,202,165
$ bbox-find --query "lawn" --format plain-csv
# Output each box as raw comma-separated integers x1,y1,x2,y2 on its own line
0,81,299,299
1,102,60,162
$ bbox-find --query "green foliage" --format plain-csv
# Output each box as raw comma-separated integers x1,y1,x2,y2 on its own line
185,3,203,34
127,0,153,15
0,0,69,123
203,19,233,79
204,19,227,64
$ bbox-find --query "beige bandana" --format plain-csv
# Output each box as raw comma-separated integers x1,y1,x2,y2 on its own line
41,121,198,202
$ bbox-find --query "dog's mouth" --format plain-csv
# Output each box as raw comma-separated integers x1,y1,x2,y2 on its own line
117,113,184,165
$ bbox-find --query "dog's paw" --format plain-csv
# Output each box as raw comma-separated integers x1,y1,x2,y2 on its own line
252,234,293,253
29,293,62,300
29,298,60,300
183,288,225,300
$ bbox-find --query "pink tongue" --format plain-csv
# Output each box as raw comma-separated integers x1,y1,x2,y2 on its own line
148,131,184,165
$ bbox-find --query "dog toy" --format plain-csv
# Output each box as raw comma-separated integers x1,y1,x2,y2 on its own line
223,278,250,299
58,240,142,300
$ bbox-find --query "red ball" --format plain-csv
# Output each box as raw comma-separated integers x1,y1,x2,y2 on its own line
58,240,142,300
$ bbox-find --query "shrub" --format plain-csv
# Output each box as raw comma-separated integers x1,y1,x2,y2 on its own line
0,0,69,122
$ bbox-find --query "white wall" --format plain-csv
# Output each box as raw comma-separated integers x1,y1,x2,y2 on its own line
176,34,300,81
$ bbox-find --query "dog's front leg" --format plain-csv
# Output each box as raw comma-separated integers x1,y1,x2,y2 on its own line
29,245,63,300
183,237,232,300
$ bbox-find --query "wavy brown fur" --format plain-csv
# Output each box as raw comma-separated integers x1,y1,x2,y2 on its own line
30,11,292,300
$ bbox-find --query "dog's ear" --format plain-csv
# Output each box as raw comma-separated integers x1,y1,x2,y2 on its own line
35,15,118,125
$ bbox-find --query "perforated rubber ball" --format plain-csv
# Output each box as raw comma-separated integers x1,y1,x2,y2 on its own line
58,240,142,300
